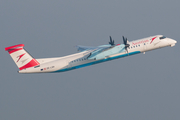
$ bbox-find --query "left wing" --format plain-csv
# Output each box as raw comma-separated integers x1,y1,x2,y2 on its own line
76,36,128,60
77,44,125,60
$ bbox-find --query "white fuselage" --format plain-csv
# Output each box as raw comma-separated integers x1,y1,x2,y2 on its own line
19,35,177,73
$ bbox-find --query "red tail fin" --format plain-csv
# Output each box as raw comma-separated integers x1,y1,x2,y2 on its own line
5,44,40,70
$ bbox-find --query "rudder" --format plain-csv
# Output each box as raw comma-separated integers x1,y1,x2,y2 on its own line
5,44,40,70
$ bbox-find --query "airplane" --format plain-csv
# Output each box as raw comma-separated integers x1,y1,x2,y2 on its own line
5,35,177,73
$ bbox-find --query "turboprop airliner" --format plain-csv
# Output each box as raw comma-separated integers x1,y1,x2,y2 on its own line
5,35,177,73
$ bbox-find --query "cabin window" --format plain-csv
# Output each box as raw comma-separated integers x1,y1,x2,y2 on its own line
160,36,166,40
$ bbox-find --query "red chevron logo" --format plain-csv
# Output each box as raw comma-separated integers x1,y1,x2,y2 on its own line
17,53,26,62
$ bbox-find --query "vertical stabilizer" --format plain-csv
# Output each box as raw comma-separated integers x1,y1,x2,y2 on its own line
5,44,40,70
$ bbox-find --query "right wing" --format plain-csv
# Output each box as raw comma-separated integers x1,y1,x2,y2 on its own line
76,45,98,52
76,45,112,52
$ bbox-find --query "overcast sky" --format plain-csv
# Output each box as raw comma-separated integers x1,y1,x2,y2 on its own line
1,0,180,120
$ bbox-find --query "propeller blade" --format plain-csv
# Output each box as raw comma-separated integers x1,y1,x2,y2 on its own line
122,36,130,55
122,36,128,45
109,36,115,45
110,36,112,42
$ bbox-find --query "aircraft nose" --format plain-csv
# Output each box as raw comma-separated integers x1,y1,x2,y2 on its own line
170,39,177,44
173,40,177,44
169,39,177,47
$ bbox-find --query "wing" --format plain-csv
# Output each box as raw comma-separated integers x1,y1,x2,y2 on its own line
76,44,125,60
76,44,112,52
77,43,126,60
76,45,98,52
85,44,126,60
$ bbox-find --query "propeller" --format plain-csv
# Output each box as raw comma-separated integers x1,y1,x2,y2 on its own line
122,36,130,54
109,36,115,46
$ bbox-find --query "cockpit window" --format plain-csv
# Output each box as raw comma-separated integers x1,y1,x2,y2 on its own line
159,36,166,40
